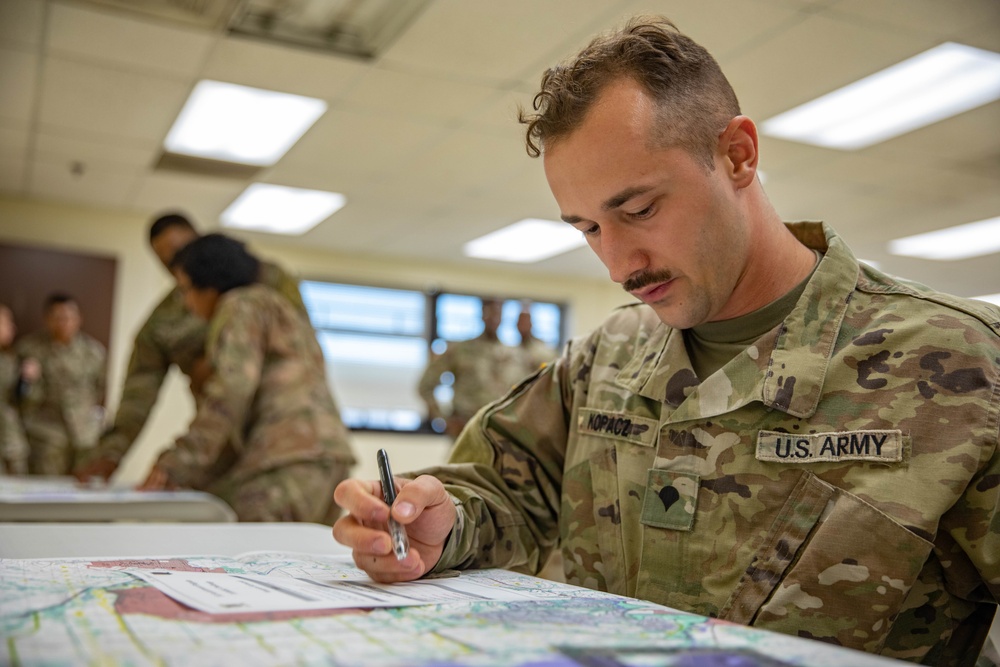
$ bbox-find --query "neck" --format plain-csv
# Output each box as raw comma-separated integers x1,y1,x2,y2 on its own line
713,195,816,322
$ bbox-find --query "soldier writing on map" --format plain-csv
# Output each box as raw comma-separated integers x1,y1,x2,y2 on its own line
332,15,1000,665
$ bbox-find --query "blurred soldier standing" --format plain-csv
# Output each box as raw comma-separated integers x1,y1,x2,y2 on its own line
16,294,106,475
511,302,556,380
417,298,516,439
0,304,28,475
74,213,306,482
139,234,355,523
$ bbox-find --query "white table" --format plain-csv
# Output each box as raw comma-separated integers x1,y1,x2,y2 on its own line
0,475,237,522
0,521,346,558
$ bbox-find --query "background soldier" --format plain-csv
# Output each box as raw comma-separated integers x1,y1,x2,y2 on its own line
74,213,307,482
510,302,556,381
139,234,355,523
417,298,516,439
0,304,28,475
17,294,106,475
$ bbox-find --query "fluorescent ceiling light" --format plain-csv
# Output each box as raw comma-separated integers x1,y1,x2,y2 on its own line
164,80,326,166
887,216,1000,260
221,184,345,235
464,218,587,263
761,42,1000,149
973,293,1000,306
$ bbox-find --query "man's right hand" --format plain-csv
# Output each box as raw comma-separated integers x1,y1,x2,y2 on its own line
333,475,457,583
72,456,118,483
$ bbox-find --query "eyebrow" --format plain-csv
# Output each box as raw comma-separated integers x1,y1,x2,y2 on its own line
560,185,654,224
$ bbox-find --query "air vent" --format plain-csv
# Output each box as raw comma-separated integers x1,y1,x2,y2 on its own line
69,0,243,29
69,0,432,59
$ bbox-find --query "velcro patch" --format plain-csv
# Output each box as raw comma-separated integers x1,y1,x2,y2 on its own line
640,469,699,531
756,429,904,463
576,408,657,447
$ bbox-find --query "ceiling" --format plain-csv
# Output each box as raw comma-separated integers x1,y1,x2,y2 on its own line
1,0,999,298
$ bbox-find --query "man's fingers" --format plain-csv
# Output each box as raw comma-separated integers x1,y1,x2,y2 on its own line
334,478,389,523
392,474,450,524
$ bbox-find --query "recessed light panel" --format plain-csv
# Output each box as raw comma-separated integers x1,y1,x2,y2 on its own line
762,43,1000,149
887,216,1000,260
463,219,588,263
221,184,345,235
165,80,327,166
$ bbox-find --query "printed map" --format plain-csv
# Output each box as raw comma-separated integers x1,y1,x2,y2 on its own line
1,552,900,666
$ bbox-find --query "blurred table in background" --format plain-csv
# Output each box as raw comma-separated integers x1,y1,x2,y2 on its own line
0,475,236,522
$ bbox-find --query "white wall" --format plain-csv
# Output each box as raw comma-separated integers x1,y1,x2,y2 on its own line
0,195,630,484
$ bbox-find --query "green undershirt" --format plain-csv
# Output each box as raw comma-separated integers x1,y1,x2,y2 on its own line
684,252,821,380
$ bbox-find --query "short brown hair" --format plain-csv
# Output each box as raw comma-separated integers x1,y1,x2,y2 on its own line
519,16,740,167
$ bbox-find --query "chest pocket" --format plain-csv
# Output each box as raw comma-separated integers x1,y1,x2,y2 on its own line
719,470,933,654
562,409,658,597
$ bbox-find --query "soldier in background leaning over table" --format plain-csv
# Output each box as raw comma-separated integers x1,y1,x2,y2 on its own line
418,298,517,439
16,294,106,475
334,16,1000,666
74,212,307,482
139,234,355,523
0,304,28,475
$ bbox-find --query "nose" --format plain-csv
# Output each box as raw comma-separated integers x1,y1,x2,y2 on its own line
596,223,648,285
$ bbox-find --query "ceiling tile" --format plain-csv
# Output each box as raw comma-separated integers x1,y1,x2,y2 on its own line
29,156,138,208
0,159,26,195
0,48,38,123
200,36,368,100
34,131,159,169
47,3,214,77
378,0,629,84
725,13,940,119
340,65,500,126
39,57,190,142
825,0,1000,39
127,171,248,224
273,106,444,182
0,0,45,49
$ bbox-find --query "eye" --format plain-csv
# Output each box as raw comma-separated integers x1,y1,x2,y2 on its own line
628,203,655,219
580,223,600,237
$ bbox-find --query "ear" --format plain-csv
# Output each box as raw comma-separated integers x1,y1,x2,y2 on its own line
718,115,759,189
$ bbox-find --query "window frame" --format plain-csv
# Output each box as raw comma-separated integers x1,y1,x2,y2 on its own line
300,277,568,434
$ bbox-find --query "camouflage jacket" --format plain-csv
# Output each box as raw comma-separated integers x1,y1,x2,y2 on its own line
15,331,106,448
418,334,519,422
155,284,354,489
420,222,1000,666
512,337,557,382
0,350,28,471
93,260,307,463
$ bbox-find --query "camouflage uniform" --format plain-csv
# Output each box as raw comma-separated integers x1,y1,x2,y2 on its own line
418,334,518,425
15,331,106,475
512,337,557,383
417,222,1000,666
153,284,355,523
85,261,307,467
0,350,28,474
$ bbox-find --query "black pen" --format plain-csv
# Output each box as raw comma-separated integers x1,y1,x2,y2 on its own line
376,448,410,560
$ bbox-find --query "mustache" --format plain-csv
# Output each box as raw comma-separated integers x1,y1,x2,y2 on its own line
622,270,673,293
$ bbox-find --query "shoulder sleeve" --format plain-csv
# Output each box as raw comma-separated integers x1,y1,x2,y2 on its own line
259,261,308,317
95,299,174,461
418,337,580,575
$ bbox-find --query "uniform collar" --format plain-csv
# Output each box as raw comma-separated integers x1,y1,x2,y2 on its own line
615,222,857,422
